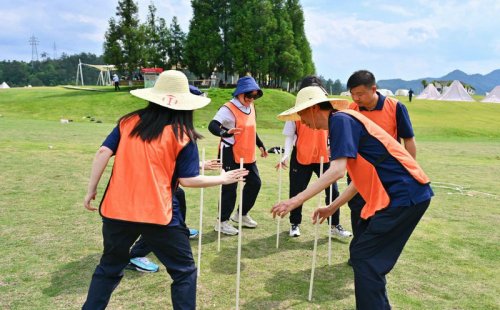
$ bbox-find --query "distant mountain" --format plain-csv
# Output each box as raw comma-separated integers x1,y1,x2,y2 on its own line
378,69,500,95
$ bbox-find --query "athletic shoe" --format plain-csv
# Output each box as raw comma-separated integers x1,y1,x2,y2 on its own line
331,224,353,238
289,224,301,237
214,220,239,235
129,257,159,273
189,228,199,239
230,214,258,228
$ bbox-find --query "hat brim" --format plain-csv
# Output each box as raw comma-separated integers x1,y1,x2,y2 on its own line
277,98,350,121
130,88,211,110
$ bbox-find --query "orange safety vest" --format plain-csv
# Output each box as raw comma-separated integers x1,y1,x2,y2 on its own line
339,110,430,219
349,96,399,139
295,121,329,165
224,102,256,164
100,115,190,225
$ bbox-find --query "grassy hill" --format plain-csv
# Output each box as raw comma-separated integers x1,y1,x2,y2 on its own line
0,86,499,309
1,86,499,141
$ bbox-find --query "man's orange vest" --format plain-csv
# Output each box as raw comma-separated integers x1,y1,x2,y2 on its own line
349,96,399,139
224,102,256,164
100,115,190,225
339,110,430,219
295,121,329,165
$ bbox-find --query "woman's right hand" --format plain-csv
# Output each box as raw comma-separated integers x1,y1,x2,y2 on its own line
221,168,249,185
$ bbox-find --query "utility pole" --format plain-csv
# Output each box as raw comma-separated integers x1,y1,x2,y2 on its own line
53,41,57,59
29,35,39,69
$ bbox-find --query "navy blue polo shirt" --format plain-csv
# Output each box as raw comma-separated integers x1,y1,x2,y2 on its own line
358,92,414,140
102,126,200,226
329,113,433,208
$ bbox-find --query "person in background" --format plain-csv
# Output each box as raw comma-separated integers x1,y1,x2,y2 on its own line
112,74,120,91
208,76,268,235
408,88,414,102
272,85,433,310
346,70,417,243
82,70,248,309
276,75,351,238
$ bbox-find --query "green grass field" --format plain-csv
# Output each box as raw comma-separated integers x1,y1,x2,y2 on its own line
0,86,499,309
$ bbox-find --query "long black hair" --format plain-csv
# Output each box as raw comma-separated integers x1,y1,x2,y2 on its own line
118,102,203,142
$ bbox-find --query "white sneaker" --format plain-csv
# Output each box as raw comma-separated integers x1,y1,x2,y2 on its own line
289,224,301,237
231,214,258,228
214,220,239,235
331,224,352,238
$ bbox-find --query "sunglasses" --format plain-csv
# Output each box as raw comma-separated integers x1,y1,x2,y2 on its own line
244,92,259,100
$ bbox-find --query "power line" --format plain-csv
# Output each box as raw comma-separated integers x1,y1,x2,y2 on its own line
28,34,39,67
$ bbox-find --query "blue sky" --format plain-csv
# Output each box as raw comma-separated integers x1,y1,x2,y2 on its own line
1,0,499,83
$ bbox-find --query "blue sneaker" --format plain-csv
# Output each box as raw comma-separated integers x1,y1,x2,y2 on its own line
129,257,159,273
189,228,199,239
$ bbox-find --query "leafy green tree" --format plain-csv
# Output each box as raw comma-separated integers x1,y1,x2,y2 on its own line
103,0,144,80
167,17,186,69
185,0,223,78
157,18,171,69
142,3,163,67
270,0,302,85
332,79,344,94
286,0,314,76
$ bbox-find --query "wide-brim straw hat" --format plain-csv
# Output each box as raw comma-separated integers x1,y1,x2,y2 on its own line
277,86,350,121
130,70,211,110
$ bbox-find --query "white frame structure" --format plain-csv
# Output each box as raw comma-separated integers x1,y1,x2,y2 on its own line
75,59,116,86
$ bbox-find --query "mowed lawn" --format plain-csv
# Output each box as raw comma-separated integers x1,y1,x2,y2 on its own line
0,86,499,309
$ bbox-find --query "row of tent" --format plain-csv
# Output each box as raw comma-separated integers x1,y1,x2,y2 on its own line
418,80,500,103
340,80,500,103
2,80,500,103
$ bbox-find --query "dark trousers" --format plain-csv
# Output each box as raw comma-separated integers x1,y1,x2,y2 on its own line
114,82,120,91
350,199,430,310
219,146,261,221
83,219,196,310
130,188,187,258
289,148,340,225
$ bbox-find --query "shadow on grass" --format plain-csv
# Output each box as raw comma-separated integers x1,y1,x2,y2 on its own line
246,263,354,307
42,254,151,297
243,232,349,260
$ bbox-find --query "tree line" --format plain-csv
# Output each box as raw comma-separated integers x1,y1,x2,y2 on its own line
104,0,315,87
0,0,346,93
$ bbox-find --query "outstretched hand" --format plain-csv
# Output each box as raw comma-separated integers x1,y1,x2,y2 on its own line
221,168,249,185
270,197,300,219
203,159,222,171
311,205,339,224
275,160,288,170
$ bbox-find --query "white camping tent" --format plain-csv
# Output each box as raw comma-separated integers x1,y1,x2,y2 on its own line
481,86,500,103
416,84,440,99
378,89,394,96
395,89,409,96
0,82,10,89
340,91,351,96
437,80,474,102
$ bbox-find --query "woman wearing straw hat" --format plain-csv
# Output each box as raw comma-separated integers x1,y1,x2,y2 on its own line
208,76,268,235
277,75,351,238
271,86,433,310
82,70,248,309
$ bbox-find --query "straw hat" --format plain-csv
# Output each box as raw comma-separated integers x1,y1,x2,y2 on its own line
130,70,211,110
277,86,349,121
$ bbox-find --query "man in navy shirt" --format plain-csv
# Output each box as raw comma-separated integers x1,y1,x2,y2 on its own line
272,86,433,310
347,70,417,241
